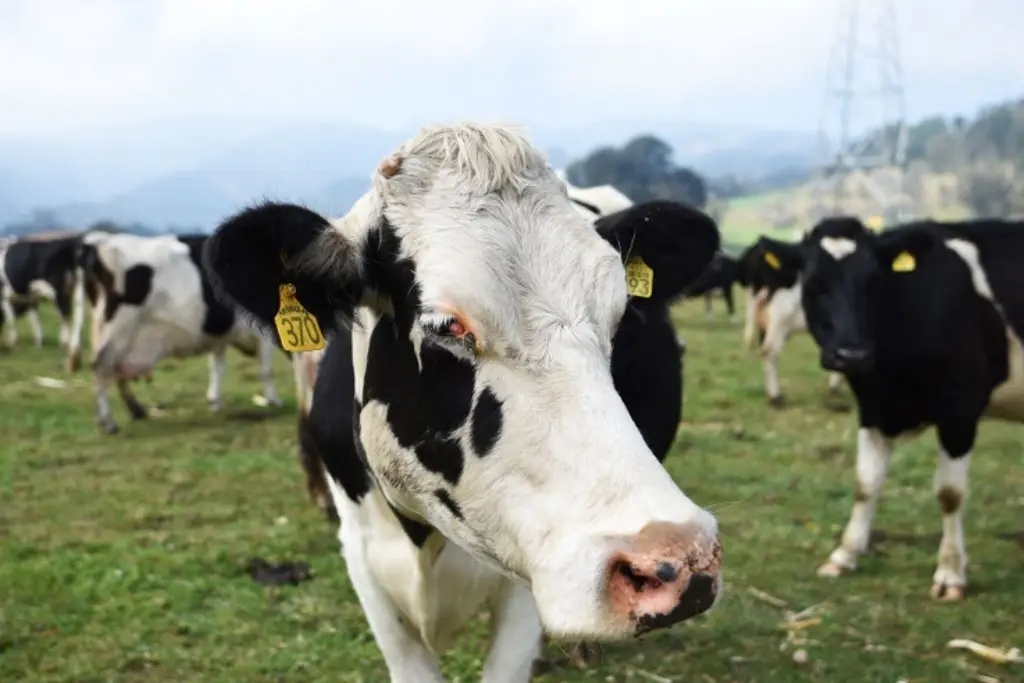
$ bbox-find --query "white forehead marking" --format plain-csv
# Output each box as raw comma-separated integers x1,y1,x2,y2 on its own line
820,236,857,260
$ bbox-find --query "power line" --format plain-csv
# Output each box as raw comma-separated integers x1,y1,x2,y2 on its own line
809,0,910,230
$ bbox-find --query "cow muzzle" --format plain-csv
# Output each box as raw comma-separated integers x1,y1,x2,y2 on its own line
605,521,723,635
821,346,873,374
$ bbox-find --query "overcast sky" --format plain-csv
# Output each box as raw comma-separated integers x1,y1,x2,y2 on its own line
1,0,1022,139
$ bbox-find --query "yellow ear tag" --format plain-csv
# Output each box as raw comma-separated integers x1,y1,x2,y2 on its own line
764,251,781,270
274,284,325,352
625,257,654,298
891,251,916,273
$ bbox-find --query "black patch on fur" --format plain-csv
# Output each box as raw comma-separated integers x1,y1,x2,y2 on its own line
415,438,464,486
390,504,435,547
434,488,464,520
178,234,237,336
304,332,371,503
470,387,503,457
121,265,153,306
362,314,475,483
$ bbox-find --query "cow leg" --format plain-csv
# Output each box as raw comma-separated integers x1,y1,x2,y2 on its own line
762,352,784,408
827,372,843,393
65,268,86,372
339,526,446,682
26,307,43,347
207,349,226,411
742,288,763,350
117,379,148,420
481,581,542,683
723,284,736,321
704,292,713,315
930,422,974,601
1,298,17,347
257,337,282,406
94,372,119,434
818,427,893,577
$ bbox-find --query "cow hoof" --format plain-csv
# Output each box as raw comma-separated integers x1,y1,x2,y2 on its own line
816,561,850,578
208,400,222,413
65,355,82,374
128,406,148,421
930,583,965,601
768,395,786,409
99,421,120,435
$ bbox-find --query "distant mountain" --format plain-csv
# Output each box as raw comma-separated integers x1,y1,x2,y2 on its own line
1,116,819,233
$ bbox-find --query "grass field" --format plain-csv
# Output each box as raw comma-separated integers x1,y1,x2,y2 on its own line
2,302,1023,683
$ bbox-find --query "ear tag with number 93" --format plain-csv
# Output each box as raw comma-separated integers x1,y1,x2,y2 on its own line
274,284,325,352
625,257,654,298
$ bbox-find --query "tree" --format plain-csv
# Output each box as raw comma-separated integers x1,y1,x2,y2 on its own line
566,135,708,208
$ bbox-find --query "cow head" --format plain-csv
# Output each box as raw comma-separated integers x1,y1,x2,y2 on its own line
203,123,723,640
799,216,881,374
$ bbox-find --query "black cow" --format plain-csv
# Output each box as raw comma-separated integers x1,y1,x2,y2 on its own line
799,215,1024,600
0,233,86,367
682,252,740,317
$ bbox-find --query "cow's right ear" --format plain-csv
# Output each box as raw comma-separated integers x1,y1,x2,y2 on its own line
202,201,366,334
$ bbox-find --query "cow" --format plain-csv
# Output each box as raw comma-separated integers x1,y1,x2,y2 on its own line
682,251,740,318
799,215,1024,600
0,231,88,367
735,236,843,406
77,230,283,434
203,123,725,682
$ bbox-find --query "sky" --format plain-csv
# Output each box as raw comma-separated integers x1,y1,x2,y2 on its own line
1,0,1022,140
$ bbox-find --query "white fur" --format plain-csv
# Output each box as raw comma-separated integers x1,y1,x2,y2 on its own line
820,236,857,260
933,449,970,589
86,231,281,431
301,124,720,681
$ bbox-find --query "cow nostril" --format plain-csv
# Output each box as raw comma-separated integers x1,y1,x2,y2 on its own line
614,561,661,593
655,562,678,583
836,347,868,360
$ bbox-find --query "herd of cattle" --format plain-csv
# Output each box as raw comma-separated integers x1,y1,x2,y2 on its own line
4,123,1023,681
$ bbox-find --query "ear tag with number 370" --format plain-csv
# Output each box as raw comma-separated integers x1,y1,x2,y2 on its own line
625,257,654,298
274,284,325,352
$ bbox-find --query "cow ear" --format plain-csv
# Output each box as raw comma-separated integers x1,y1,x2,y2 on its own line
872,229,938,275
595,200,721,304
202,201,365,334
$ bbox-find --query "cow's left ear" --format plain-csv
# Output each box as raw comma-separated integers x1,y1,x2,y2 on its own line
202,201,366,335
595,200,721,304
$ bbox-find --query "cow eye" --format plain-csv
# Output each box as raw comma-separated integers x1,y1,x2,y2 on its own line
419,312,482,357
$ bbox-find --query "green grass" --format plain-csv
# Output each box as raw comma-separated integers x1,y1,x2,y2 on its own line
3,304,1023,683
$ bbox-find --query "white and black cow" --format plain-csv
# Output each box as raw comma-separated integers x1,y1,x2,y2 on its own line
203,124,725,682
798,215,1024,600
736,236,843,406
78,230,282,434
0,232,87,366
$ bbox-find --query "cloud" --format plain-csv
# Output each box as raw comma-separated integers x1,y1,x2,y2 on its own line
0,0,1021,138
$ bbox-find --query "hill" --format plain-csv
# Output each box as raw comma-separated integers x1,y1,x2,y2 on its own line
1,119,817,234
717,95,1024,244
